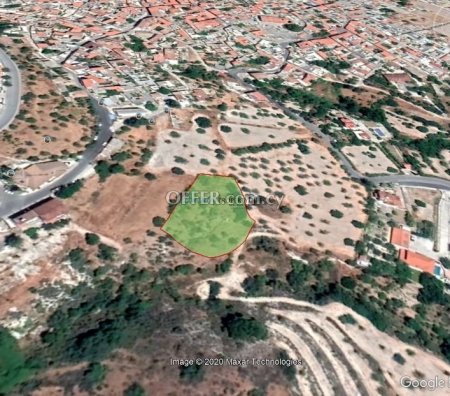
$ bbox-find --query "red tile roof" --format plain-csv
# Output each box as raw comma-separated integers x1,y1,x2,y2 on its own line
399,249,435,274
33,199,68,223
390,227,410,248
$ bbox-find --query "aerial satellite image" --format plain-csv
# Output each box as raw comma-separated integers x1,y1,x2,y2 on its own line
0,0,450,395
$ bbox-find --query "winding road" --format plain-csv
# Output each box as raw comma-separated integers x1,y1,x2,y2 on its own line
0,47,21,131
0,99,112,218
0,45,449,219
228,63,450,192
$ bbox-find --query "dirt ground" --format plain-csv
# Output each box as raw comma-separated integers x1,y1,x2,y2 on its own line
343,144,399,175
0,38,94,165
196,271,450,396
144,103,367,259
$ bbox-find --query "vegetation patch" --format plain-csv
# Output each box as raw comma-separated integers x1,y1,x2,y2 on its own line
162,174,254,257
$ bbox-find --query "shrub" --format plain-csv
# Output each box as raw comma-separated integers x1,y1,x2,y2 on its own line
338,314,357,325
392,353,406,365
144,172,156,181
4,234,22,248
283,23,303,32
152,216,165,227
97,243,117,261
171,167,185,175
195,117,211,128
330,209,344,219
85,233,100,245
24,228,39,240
221,312,268,342
294,185,308,196
220,125,232,133
55,180,83,198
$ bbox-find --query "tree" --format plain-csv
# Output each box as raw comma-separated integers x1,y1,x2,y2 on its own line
0,328,33,393
417,273,445,304
195,117,211,128
221,312,268,342
97,243,117,261
144,172,156,181
152,216,165,227
4,234,22,248
294,185,308,196
164,98,180,108
217,103,228,111
55,180,83,198
85,233,100,245
394,262,411,286
330,209,344,219
24,228,39,240
124,383,145,396
82,362,107,389
283,23,303,32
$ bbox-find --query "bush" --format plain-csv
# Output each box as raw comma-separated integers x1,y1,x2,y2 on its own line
414,199,426,208
195,117,211,128
283,23,303,32
392,353,406,365
24,228,39,240
179,364,204,383
4,234,22,248
338,314,357,325
124,383,145,396
85,233,100,245
152,216,165,227
97,243,117,261
220,125,232,133
221,312,268,342
82,362,107,389
55,180,83,198
217,103,228,111
144,172,156,181
171,167,185,175
123,382,145,396
294,185,308,196
330,209,344,219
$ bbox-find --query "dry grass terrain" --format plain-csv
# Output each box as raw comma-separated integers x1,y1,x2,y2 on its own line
0,38,94,165
343,145,399,175
196,268,450,396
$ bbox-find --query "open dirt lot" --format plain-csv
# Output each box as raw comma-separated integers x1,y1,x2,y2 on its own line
0,38,94,165
148,107,367,259
343,144,399,175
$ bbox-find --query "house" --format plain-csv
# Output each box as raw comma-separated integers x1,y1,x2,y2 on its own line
10,198,68,228
373,190,403,208
398,249,440,275
390,227,411,249
33,199,68,224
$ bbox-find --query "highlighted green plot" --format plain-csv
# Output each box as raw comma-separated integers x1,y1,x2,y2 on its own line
162,174,254,257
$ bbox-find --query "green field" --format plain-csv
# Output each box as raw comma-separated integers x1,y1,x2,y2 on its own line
162,175,254,257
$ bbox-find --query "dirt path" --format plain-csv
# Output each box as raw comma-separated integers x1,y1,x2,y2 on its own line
196,274,450,396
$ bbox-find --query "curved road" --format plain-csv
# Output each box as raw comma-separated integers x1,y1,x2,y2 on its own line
228,66,450,192
0,47,21,131
0,47,449,219
0,99,112,217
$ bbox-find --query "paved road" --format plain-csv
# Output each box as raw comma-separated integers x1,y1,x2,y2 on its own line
0,48,21,131
228,66,450,192
1,44,450,219
0,100,112,217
